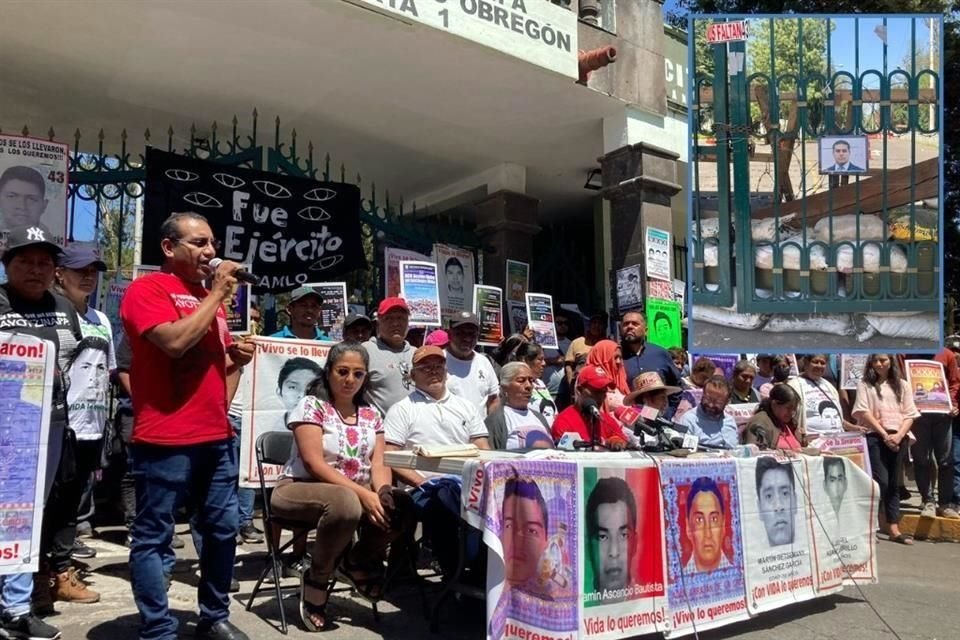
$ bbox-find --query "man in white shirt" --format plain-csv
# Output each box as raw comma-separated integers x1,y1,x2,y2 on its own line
444,311,499,416
384,345,489,576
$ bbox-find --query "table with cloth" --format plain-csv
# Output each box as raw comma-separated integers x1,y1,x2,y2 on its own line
385,448,878,639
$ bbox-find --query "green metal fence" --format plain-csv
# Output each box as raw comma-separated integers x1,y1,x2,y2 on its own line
691,16,941,314
9,111,482,317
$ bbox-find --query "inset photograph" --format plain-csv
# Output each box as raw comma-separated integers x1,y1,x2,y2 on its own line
688,15,943,350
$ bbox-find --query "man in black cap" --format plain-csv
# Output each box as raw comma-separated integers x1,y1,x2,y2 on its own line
0,224,85,640
343,312,373,343
271,286,329,340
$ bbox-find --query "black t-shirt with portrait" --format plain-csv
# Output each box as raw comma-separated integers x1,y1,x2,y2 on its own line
0,285,81,426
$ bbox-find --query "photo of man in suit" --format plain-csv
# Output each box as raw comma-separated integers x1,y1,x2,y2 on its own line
824,140,864,173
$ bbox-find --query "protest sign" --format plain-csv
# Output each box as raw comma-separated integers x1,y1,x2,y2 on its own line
809,433,870,475
647,279,671,302
526,293,559,349
645,227,671,282
239,337,334,487
737,455,817,614
399,260,441,326
473,285,504,348
101,278,132,344
905,359,952,414
0,134,69,246
507,259,530,302
617,265,643,310
384,247,430,298
507,301,528,335
725,402,759,428
435,243,475,323
659,458,749,635
672,279,686,315
840,354,869,391
305,282,348,340
143,148,365,292
647,299,682,349
579,461,668,639
227,284,251,335
804,456,878,593
691,354,739,379
461,459,579,640
672,389,702,424
0,334,55,575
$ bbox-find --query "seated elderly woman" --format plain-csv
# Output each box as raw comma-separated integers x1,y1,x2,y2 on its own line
742,383,806,451
486,362,554,450
270,342,415,632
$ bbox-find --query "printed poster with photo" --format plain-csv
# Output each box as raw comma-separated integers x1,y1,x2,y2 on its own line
645,227,671,282
672,279,686,316
227,284,252,335
460,459,578,640
506,259,530,302
399,260,441,327
0,334,55,576
384,247,430,298
579,461,668,639
804,456,878,593
616,264,643,311
305,282,348,341
473,284,504,348
818,135,869,175
659,458,749,636
647,279,672,302
435,243,475,322
809,433,871,476
508,301,528,335
525,293,559,350
101,278,132,344
0,134,69,247
840,354,869,391
736,455,817,614
905,359,952,414
239,337,334,487
647,299,682,349
692,354,739,379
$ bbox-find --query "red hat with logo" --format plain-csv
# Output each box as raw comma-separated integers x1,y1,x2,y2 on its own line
377,297,409,316
576,365,616,392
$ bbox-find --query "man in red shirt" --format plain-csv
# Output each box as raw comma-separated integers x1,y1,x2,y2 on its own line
121,212,255,640
551,366,627,450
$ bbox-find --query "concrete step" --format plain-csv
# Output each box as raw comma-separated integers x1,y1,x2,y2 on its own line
900,514,960,542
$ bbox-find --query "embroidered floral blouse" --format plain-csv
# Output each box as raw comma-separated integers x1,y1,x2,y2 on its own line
282,396,383,487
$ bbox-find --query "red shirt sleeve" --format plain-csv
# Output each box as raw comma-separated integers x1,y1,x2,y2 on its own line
935,349,960,407
120,275,181,338
552,408,587,442
600,414,626,442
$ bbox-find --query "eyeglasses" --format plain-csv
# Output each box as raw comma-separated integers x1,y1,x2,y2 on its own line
414,363,446,374
177,238,222,250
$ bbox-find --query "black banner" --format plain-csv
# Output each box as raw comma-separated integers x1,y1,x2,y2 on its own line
143,148,365,293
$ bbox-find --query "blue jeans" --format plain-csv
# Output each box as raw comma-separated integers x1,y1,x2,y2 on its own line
130,440,239,640
231,416,256,526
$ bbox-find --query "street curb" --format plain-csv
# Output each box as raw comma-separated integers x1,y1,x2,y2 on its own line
900,514,960,542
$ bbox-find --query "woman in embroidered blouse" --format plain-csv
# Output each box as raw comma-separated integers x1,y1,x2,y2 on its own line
852,354,920,545
270,342,415,631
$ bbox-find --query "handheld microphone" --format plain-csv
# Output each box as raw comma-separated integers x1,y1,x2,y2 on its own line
208,258,259,285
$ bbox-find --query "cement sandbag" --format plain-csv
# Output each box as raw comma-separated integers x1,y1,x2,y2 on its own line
835,243,908,273
890,208,938,242
697,214,796,242
754,232,828,270
813,214,886,242
761,314,856,336
692,303,769,330
863,313,939,341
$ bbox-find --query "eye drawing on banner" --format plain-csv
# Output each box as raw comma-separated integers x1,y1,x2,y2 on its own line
143,148,365,293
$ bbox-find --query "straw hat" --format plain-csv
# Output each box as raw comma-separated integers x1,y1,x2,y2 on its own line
623,371,681,406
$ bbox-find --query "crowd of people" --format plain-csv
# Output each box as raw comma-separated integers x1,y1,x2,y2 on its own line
2,212,957,640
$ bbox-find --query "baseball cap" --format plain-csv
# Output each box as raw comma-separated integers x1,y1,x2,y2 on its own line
424,329,449,347
57,245,107,271
412,345,446,365
289,286,322,303
449,311,479,329
344,312,372,329
378,297,409,316
577,365,616,392
2,224,62,260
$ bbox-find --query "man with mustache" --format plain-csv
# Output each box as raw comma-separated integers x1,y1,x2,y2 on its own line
271,285,329,340
684,477,731,573
756,457,797,547
586,477,636,598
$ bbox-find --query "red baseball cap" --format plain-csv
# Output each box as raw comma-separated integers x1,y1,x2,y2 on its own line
378,297,409,316
577,366,616,392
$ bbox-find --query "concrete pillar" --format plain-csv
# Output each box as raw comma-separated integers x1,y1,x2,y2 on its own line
475,190,541,287
599,142,682,277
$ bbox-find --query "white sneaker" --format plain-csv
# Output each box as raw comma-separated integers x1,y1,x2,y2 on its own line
920,502,937,519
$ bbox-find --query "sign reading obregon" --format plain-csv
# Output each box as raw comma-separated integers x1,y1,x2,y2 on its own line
346,0,578,78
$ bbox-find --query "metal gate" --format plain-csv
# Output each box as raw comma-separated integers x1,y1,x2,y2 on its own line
691,16,941,314
11,112,481,315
